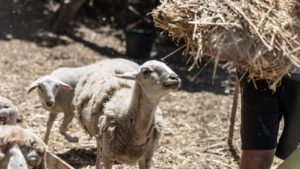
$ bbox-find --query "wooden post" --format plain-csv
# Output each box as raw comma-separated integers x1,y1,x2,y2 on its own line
227,76,240,147
45,151,74,169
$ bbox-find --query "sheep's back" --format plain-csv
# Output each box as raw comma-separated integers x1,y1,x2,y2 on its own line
51,58,138,87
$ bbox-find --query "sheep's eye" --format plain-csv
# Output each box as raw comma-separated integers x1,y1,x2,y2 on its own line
3,104,9,109
141,68,152,78
38,86,43,91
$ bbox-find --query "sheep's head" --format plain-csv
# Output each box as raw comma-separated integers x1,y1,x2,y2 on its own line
27,76,73,109
115,60,181,100
0,108,18,125
0,126,46,169
0,97,18,125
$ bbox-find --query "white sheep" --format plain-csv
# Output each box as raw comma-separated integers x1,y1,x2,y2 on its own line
0,96,19,125
27,58,139,144
0,125,47,169
73,60,181,169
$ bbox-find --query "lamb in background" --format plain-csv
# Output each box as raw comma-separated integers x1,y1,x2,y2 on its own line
0,96,19,125
27,58,139,144
73,60,181,169
0,125,47,169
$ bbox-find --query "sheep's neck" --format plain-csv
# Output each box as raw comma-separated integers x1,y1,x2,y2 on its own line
129,83,158,145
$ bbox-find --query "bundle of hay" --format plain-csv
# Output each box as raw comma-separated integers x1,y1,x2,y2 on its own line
152,0,300,90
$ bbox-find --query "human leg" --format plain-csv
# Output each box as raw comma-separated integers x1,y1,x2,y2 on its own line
239,77,282,169
240,150,274,169
276,75,300,159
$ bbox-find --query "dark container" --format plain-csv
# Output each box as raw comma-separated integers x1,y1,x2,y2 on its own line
126,30,155,59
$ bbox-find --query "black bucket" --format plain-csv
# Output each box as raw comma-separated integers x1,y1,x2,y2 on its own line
126,30,155,59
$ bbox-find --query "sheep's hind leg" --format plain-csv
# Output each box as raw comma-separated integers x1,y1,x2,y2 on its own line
44,113,57,144
59,111,78,143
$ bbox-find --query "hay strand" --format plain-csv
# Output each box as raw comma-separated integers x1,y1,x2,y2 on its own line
152,0,300,90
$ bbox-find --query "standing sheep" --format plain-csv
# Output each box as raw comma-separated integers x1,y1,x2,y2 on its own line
73,60,181,169
0,96,19,125
27,58,139,144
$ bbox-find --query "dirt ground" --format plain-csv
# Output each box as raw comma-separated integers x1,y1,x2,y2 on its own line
0,0,282,169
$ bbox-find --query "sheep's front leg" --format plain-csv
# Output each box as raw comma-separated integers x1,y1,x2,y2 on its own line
59,111,78,142
96,140,104,169
138,155,153,169
139,135,159,169
96,139,112,169
102,156,112,169
138,145,155,169
44,113,57,144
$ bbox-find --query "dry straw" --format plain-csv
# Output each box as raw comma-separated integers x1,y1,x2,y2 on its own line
152,0,300,90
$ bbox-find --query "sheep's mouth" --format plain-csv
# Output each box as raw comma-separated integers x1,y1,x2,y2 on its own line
43,103,55,110
163,80,181,90
45,106,54,110
0,116,7,124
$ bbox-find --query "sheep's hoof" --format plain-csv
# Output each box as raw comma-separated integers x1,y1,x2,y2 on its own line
65,135,79,143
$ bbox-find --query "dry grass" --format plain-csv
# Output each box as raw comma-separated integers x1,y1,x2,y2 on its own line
152,0,300,90
0,36,244,169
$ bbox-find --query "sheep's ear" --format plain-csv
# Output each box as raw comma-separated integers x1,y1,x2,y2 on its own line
58,81,73,91
27,80,39,94
114,72,138,80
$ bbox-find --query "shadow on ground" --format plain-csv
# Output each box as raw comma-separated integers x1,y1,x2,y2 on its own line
0,0,235,95
57,148,97,168
57,147,125,168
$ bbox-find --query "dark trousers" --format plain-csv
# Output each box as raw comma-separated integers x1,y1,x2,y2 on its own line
240,73,300,159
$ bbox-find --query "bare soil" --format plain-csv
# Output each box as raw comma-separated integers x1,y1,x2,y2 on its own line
0,0,282,168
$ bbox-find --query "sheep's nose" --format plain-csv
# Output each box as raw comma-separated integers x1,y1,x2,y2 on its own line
169,74,179,80
46,101,54,107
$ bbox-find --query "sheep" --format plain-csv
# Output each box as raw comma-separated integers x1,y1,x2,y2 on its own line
73,60,181,169
0,96,19,125
27,58,139,144
0,125,47,169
